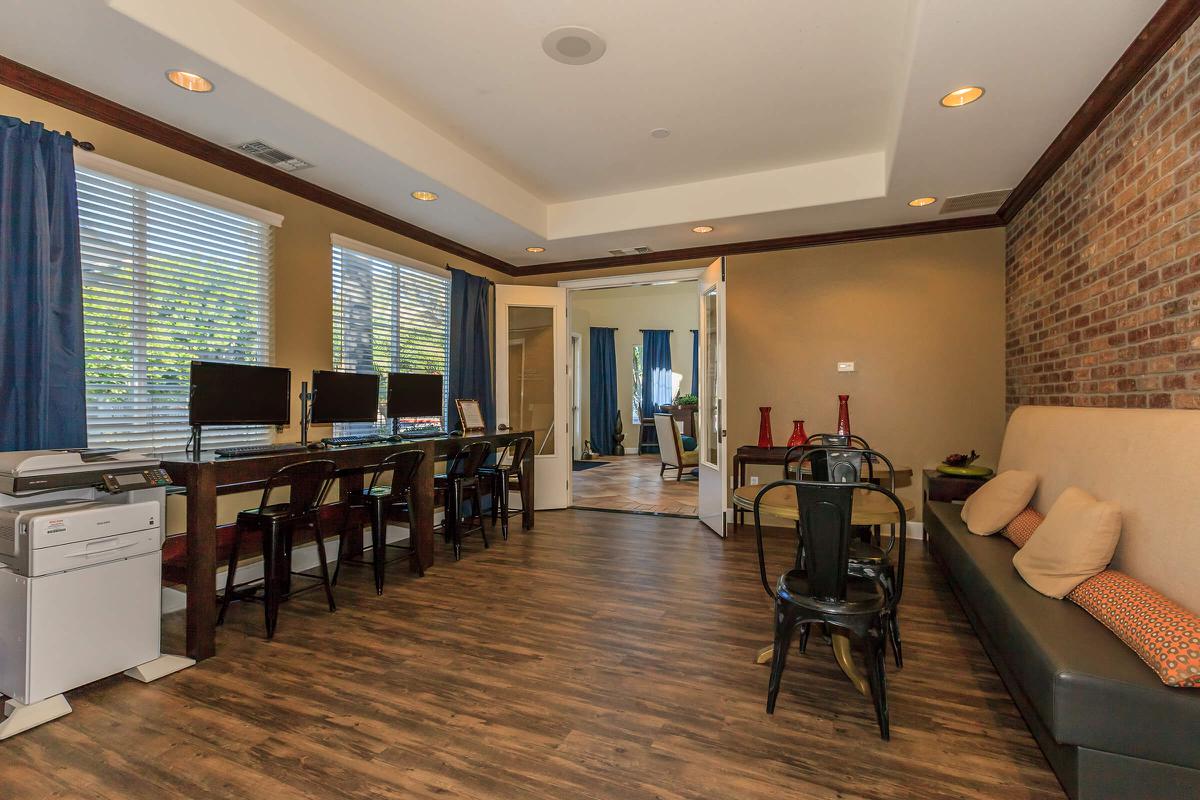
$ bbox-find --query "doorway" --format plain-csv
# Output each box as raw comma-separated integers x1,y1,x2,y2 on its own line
564,270,704,517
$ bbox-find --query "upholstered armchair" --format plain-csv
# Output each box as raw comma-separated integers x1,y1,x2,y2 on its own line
654,413,698,480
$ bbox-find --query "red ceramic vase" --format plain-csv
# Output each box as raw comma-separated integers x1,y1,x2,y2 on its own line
757,407,773,448
787,419,808,448
836,395,851,437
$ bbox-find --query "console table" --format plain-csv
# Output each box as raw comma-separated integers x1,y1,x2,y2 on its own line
161,430,534,661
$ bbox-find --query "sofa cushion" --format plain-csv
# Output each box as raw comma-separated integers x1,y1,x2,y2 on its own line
1002,507,1043,548
1013,487,1121,598
1069,570,1200,688
960,469,1038,535
926,500,1200,769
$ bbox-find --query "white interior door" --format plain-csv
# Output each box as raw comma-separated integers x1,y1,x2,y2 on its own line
698,257,728,536
495,284,570,509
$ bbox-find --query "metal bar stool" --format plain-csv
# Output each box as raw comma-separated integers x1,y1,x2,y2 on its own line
478,436,533,541
434,441,491,560
335,449,425,594
218,459,338,639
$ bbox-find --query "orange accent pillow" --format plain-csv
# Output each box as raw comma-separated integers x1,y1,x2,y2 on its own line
1002,507,1044,548
1068,570,1200,688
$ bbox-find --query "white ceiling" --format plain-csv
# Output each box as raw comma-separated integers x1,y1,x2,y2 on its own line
0,0,1163,268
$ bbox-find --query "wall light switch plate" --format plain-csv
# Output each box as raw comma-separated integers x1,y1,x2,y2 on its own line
837,361,856,372
749,476,760,485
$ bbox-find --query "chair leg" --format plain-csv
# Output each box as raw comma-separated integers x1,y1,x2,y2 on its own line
312,519,337,613
864,625,890,740
500,474,510,541
660,463,666,477
263,529,280,639
333,502,353,586
474,486,489,549
519,471,532,530
369,499,387,595
766,603,798,714
676,466,683,481
449,481,462,561
218,526,243,626
888,610,903,670
797,622,811,654
491,473,500,525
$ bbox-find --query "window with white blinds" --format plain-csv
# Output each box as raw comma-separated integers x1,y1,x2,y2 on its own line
77,165,275,451
331,242,450,434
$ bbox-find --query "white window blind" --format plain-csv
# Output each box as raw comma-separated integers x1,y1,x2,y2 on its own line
331,242,450,433
77,165,275,451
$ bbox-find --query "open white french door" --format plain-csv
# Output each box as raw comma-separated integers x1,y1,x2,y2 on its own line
698,257,728,536
494,284,570,509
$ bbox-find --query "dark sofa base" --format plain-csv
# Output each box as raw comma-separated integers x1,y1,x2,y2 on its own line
926,507,1200,800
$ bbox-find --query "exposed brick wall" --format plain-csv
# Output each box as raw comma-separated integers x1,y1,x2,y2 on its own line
1006,19,1200,412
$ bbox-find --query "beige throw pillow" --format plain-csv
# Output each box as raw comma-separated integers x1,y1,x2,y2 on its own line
960,470,1039,535
1013,486,1122,599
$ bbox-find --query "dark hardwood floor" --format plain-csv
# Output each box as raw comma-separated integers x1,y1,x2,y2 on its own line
0,511,1062,800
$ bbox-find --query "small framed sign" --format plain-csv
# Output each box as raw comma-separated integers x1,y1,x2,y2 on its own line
455,399,486,433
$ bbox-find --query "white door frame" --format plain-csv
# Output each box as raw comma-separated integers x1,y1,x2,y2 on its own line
571,332,582,458
697,257,728,536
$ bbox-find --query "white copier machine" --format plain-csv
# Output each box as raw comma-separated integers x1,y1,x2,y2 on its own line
0,449,193,739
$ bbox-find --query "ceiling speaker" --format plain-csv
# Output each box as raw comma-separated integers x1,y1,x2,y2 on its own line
543,26,606,65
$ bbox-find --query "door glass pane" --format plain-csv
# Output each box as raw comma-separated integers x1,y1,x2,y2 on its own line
703,289,719,466
508,306,555,456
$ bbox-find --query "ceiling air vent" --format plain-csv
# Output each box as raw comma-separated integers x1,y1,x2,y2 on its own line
940,189,1010,213
608,246,654,257
233,140,314,172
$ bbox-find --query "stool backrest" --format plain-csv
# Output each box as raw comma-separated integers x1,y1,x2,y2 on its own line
257,459,337,517
497,436,534,474
753,480,854,602
445,441,492,479
792,446,895,491
369,449,424,497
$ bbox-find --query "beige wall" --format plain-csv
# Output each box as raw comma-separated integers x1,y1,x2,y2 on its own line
569,282,700,453
3,85,507,533
727,228,1008,521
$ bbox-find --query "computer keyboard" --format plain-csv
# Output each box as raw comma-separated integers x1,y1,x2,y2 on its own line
214,443,308,458
321,434,385,447
399,428,447,439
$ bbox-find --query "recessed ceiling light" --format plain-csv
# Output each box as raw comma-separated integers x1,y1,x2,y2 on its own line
526,246,546,253
165,70,213,93
908,196,937,207
542,26,606,66
692,225,714,233
411,191,439,202
940,86,984,108
650,128,671,139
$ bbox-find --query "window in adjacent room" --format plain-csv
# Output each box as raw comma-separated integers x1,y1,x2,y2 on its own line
77,158,278,451
631,343,643,424
330,236,450,435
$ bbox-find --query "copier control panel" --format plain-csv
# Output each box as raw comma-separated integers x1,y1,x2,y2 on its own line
100,468,172,494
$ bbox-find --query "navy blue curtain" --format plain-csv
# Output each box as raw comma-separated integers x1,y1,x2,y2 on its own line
690,329,699,396
588,327,617,456
448,268,494,430
0,117,86,452
640,330,673,420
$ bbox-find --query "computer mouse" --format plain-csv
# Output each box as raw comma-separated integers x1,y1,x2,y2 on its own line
307,441,327,450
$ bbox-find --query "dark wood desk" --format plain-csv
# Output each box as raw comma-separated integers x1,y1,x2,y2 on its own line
161,429,534,661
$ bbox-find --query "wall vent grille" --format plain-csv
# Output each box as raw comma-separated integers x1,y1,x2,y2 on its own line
608,246,654,256
940,189,1010,213
234,140,314,172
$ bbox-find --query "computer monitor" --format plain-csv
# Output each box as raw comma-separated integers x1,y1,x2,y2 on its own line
310,370,380,424
188,361,291,426
387,372,444,418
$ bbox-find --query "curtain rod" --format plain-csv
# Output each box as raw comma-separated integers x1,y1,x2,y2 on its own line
65,131,95,151
639,328,673,332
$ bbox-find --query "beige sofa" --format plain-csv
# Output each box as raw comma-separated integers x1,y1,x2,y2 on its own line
925,406,1200,800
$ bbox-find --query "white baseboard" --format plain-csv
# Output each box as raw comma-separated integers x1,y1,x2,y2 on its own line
906,521,925,539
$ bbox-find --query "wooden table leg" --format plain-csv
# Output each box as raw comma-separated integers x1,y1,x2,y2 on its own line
411,442,435,571
185,465,217,662
754,635,868,696
521,447,535,529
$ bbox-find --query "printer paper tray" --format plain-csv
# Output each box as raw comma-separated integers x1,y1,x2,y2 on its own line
29,528,160,577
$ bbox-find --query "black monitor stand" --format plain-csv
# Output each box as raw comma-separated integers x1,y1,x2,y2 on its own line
299,381,313,446
189,425,203,462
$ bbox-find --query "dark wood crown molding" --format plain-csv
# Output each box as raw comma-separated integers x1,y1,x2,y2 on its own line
997,0,1200,222
517,214,1004,277
0,55,516,275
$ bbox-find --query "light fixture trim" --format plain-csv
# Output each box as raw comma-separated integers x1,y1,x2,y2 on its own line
692,225,714,233
542,26,607,66
908,196,937,207
525,246,546,253
165,70,214,93
411,190,439,202
650,128,671,139
940,86,984,108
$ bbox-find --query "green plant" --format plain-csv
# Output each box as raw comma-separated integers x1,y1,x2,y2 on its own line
675,393,698,405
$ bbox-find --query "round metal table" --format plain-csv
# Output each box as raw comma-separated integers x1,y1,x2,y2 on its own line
732,483,914,695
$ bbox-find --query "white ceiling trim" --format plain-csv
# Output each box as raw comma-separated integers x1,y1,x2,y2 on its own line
558,267,706,290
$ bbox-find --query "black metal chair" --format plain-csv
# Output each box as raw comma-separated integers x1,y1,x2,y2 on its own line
793,446,907,668
478,436,533,541
218,459,338,639
435,441,492,560
754,479,905,739
335,449,425,594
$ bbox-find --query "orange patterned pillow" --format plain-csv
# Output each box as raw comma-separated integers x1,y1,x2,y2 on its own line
1068,570,1200,688
1002,507,1044,548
